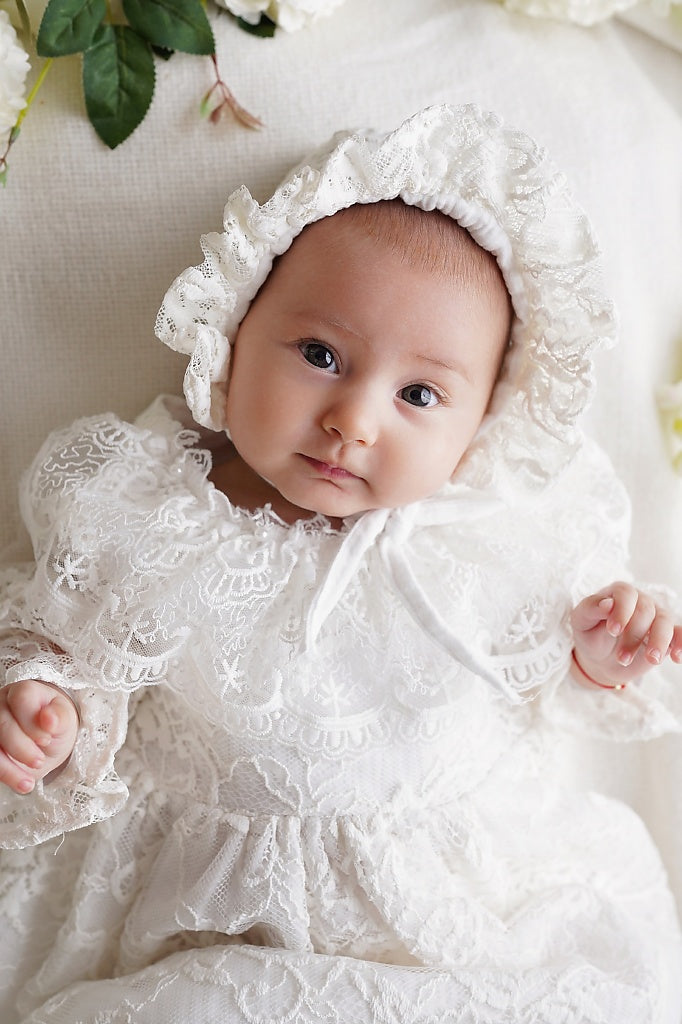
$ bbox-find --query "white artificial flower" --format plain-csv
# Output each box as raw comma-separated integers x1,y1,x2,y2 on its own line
0,9,30,147
214,0,269,24
657,381,682,474
214,0,346,31
269,0,346,31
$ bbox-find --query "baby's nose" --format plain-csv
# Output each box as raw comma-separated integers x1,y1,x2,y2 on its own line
321,391,379,446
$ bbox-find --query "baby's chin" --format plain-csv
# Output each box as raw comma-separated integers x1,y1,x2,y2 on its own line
292,497,373,520
278,487,378,522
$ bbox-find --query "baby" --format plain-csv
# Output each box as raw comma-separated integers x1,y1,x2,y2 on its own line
1,201,679,790
1,106,681,1023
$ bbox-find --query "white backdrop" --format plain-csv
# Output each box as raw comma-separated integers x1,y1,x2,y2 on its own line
2,0,682,913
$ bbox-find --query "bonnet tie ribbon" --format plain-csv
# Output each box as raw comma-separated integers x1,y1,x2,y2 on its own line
304,493,523,704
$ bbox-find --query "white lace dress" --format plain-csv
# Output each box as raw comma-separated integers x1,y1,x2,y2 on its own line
1,400,681,1024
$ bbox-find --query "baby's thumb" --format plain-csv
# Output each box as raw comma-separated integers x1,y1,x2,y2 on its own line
571,595,614,634
37,694,78,744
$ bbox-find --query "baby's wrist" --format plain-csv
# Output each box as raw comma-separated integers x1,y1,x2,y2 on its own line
570,649,627,692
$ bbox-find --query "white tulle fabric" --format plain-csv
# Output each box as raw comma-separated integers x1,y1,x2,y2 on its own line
1,398,681,1023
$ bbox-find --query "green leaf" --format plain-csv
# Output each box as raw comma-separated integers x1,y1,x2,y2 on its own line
82,25,155,149
122,0,215,55
236,14,277,38
37,0,107,57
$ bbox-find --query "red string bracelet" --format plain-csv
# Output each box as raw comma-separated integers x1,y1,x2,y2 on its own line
571,649,626,691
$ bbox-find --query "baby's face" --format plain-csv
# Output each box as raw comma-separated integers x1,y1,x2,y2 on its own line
224,214,510,519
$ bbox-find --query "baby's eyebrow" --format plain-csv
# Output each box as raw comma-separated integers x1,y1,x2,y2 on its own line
413,352,471,382
293,311,364,340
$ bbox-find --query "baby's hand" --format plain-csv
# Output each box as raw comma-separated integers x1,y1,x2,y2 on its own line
570,582,682,690
0,679,80,794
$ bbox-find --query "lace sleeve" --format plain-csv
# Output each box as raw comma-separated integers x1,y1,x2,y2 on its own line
538,588,682,743
0,407,216,848
477,438,682,737
0,628,130,849
0,410,206,847
530,441,682,740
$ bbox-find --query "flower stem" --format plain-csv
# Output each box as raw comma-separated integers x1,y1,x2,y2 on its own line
16,57,53,132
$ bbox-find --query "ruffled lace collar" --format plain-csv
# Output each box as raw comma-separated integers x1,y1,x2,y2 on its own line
148,397,520,701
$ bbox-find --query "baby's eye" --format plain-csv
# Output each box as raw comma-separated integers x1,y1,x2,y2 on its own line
400,384,439,408
300,342,338,372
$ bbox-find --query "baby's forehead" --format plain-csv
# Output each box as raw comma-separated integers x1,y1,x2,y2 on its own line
250,202,513,379
299,201,510,298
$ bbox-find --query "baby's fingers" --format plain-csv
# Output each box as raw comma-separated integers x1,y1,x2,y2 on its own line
0,681,79,792
613,590,659,666
670,625,682,664
641,609,676,667
0,747,39,794
599,582,641,640
570,593,616,634
571,583,653,640
0,689,46,770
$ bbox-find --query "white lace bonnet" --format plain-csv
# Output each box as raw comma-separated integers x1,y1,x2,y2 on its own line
155,103,615,495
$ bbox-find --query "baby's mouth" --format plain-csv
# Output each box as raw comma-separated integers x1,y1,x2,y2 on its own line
300,455,359,481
